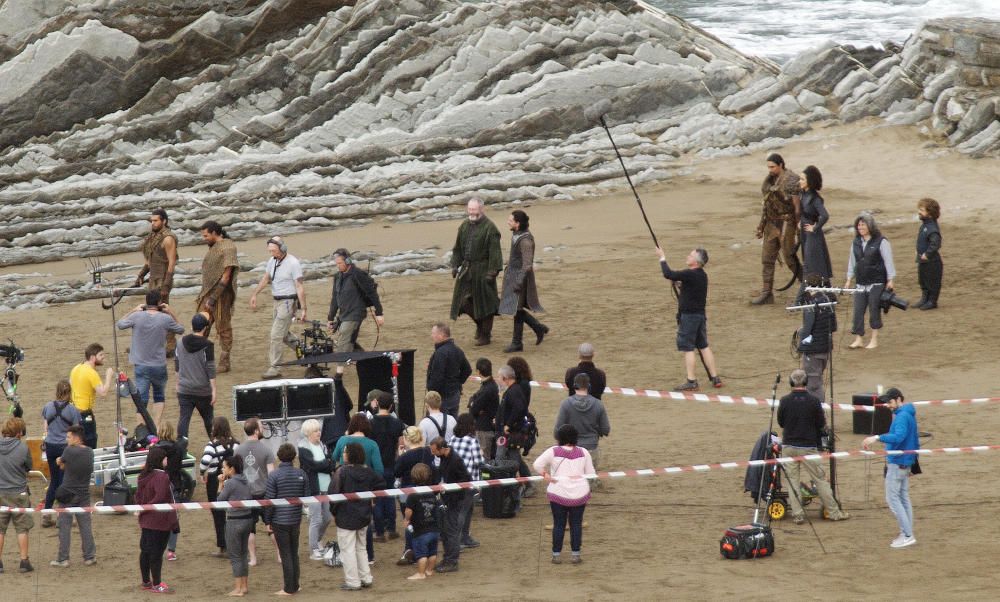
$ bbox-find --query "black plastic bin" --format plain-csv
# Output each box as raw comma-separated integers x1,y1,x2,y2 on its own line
481,460,520,519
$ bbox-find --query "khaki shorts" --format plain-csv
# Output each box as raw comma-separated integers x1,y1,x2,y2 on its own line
0,493,34,533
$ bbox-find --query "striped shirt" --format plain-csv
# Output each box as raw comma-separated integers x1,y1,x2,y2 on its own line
449,434,484,481
200,439,236,475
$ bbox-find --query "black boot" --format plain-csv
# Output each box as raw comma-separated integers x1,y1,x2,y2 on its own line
505,313,525,353
915,290,929,310
476,315,494,346
522,312,548,345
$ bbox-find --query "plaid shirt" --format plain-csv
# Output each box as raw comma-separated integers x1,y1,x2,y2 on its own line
449,434,484,481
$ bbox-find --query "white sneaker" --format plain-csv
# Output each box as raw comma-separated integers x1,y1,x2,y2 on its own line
310,549,325,561
890,535,916,549
890,533,906,546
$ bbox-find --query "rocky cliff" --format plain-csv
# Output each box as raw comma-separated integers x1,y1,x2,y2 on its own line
0,0,997,309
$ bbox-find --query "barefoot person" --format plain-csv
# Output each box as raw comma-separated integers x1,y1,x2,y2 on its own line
845,213,896,349
402,463,440,580
217,455,253,597
654,246,722,391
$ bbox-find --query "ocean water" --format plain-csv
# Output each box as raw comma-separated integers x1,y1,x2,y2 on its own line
648,0,1000,62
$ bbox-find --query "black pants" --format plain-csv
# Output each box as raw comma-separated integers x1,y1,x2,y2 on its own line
44,443,66,509
206,472,226,549
81,411,98,449
139,528,171,585
177,393,213,439
512,309,545,345
550,502,586,554
273,523,301,594
918,258,942,304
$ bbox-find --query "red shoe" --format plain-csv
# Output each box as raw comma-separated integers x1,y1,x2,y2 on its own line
150,582,173,594
166,551,177,561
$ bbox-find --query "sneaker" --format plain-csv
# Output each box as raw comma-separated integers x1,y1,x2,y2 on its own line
141,582,154,591
84,558,97,566
261,370,282,380
570,555,582,564
166,551,177,561
551,554,562,565
891,535,917,549
791,513,805,525
461,537,480,549
340,583,362,591
18,559,33,573
361,582,373,589
890,533,906,547
150,582,173,594
310,549,325,561
675,379,699,392
711,376,723,388
828,511,850,522
50,559,70,568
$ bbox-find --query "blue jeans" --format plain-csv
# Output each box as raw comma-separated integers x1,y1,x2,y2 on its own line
373,470,396,535
44,443,66,509
134,364,168,405
550,502,586,554
885,463,913,537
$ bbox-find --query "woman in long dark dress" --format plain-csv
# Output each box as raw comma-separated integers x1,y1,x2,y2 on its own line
799,165,832,283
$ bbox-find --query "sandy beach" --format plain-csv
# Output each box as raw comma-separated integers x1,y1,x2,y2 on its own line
2,120,1000,600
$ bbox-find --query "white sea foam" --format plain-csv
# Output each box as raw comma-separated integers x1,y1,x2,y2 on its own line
651,0,1000,62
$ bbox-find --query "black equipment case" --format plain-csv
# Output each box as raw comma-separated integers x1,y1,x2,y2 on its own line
720,523,774,559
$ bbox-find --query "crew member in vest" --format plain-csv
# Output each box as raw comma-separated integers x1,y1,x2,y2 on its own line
915,198,942,310
326,248,384,375
249,236,306,380
844,213,895,350
196,221,239,373
135,208,179,356
796,274,837,402
752,154,800,305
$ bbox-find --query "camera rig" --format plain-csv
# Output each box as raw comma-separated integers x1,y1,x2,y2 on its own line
0,340,25,418
292,320,334,378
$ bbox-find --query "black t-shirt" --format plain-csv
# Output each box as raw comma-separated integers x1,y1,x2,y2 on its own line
370,415,406,471
405,492,439,536
660,261,708,314
61,444,95,496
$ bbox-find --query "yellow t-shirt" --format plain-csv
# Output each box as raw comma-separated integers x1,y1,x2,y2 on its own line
70,362,102,412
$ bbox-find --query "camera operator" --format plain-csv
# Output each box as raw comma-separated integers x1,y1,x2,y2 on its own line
69,344,115,449
249,236,306,380
326,248,384,376
845,213,896,350
776,369,849,524
116,290,185,428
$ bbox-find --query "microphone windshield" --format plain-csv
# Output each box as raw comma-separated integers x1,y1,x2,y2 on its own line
583,99,612,123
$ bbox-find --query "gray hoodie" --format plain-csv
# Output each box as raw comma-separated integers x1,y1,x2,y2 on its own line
217,473,253,519
553,394,611,451
0,436,32,495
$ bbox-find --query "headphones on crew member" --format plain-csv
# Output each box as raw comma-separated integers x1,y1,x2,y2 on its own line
333,248,353,265
267,237,288,254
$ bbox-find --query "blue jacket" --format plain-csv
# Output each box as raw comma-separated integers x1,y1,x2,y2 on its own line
878,404,918,467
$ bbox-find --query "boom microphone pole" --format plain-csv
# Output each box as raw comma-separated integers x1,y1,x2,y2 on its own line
584,99,659,248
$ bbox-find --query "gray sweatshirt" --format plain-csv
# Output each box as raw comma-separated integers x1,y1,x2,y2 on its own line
0,437,32,495
175,334,216,397
553,394,611,451
117,309,184,366
217,473,253,519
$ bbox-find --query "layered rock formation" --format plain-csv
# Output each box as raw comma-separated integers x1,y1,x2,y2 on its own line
0,0,997,310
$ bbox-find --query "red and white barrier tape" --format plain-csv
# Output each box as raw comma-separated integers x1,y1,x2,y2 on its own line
471,376,1000,413
5,444,998,515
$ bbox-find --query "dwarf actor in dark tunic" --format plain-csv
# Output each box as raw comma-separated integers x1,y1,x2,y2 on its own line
655,246,721,392
450,198,503,346
798,166,832,284
136,208,179,356
196,221,239,373
498,210,548,353
753,153,800,305
915,198,942,310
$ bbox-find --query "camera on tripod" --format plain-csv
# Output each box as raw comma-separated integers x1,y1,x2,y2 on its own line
0,342,24,365
293,320,333,359
0,341,24,418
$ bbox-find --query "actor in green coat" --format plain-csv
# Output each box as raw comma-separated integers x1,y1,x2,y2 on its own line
450,199,503,346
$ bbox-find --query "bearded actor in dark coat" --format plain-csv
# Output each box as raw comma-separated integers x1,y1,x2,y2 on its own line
450,198,503,346
499,210,548,353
